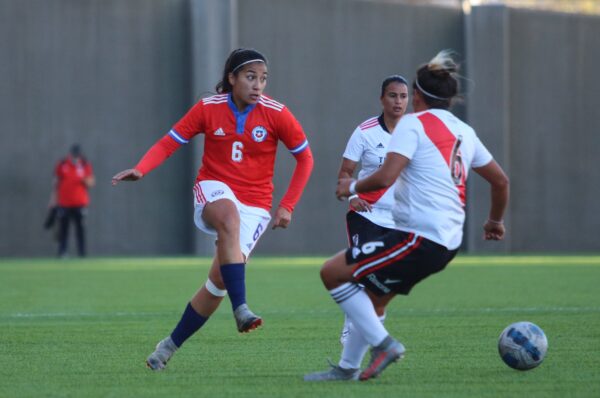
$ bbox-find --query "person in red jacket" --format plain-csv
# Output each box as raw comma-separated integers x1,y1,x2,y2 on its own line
112,48,314,371
50,144,95,258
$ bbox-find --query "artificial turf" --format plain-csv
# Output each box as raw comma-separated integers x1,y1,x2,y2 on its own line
1,255,599,397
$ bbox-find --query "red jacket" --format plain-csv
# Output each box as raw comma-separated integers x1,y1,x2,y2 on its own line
55,156,93,207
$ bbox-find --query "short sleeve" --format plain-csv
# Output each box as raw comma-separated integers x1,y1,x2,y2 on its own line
387,114,420,159
54,162,62,178
171,100,206,144
277,106,309,155
342,127,364,162
84,162,93,177
470,133,494,168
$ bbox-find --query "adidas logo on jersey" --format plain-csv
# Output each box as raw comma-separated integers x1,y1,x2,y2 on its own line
376,143,385,148
213,128,225,136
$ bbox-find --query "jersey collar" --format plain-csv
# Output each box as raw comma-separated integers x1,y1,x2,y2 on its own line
228,94,256,134
377,113,390,133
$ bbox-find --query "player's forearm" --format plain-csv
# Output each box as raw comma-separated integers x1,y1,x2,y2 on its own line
337,158,357,180
134,135,181,175
489,178,510,222
279,147,314,212
355,169,394,193
354,153,407,194
338,170,353,179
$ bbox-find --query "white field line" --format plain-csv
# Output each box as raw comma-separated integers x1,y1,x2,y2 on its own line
2,306,600,320
1,256,600,271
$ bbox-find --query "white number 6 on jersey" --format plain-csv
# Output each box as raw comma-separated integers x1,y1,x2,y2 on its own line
361,241,384,254
232,141,244,162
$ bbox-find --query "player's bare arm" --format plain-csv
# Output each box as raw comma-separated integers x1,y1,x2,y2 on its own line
337,158,357,179
473,160,510,240
336,153,409,200
338,157,372,212
111,168,144,185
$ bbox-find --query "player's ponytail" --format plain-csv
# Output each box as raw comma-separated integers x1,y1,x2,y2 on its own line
216,48,267,94
413,49,460,109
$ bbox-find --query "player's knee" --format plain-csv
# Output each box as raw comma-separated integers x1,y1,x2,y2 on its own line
213,215,239,235
204,203,240,234
320,260,336,285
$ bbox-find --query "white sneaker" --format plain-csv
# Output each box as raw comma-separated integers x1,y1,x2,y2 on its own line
146,336,178,371
304,360,359,382
234,304,263,333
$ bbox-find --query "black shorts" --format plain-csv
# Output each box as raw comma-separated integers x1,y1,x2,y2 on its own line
346,210,394,247
345,230,458,296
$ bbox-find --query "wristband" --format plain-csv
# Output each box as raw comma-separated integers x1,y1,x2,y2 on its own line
349,181,357,195
348,194,359,201
487,219,504,225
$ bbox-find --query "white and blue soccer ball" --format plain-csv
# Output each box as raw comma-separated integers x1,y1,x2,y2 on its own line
498,321,548,370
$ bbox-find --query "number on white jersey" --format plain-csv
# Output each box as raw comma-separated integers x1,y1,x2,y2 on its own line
450,136,465,185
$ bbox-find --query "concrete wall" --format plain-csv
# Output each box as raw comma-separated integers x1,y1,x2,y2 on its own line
466,6,600,252
233,0,464,255
1,0,598,256
0,0,193,256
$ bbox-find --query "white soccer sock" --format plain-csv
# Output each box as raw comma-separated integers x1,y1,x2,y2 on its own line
329,283,389,348
339,313,386,369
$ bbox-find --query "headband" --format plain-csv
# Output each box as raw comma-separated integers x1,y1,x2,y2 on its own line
385,75,408,85
415,78,451,100
232,58,266,73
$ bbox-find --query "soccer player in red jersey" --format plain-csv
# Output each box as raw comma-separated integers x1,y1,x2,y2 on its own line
305,51,509,381
112,49,314,371
50,144,95,258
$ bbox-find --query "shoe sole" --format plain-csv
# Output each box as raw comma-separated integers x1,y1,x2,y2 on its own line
238,317,263,333
359,351,404,381
146,360,165,371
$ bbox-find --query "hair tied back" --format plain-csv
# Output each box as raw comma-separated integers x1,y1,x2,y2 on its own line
427,49,458,74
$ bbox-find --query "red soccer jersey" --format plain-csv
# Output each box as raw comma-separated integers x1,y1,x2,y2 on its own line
55,157,93,207
170,94,309,210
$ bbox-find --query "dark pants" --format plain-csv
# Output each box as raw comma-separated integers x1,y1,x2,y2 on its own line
57,207,86,257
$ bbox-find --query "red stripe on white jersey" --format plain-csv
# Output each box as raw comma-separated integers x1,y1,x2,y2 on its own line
418,112,466,206
359,117,379,130
357,187,389,205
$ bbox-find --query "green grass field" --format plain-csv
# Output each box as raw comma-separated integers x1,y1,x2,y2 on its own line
1,255,599,397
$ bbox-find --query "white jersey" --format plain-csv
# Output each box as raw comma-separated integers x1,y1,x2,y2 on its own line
387,109,493,249
343,115,396,229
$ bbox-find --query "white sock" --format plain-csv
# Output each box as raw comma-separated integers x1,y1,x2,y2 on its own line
329,283,389,347
339,313,386,369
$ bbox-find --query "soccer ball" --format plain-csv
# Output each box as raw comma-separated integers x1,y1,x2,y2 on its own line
498,321,548,370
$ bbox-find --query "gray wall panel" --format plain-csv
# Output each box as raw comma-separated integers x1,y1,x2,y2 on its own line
0,0,192,256
508,9,600,251
2,0,599,256
467,6,600,252
235,0,464,255
189,0,237,257
465,5,511,253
